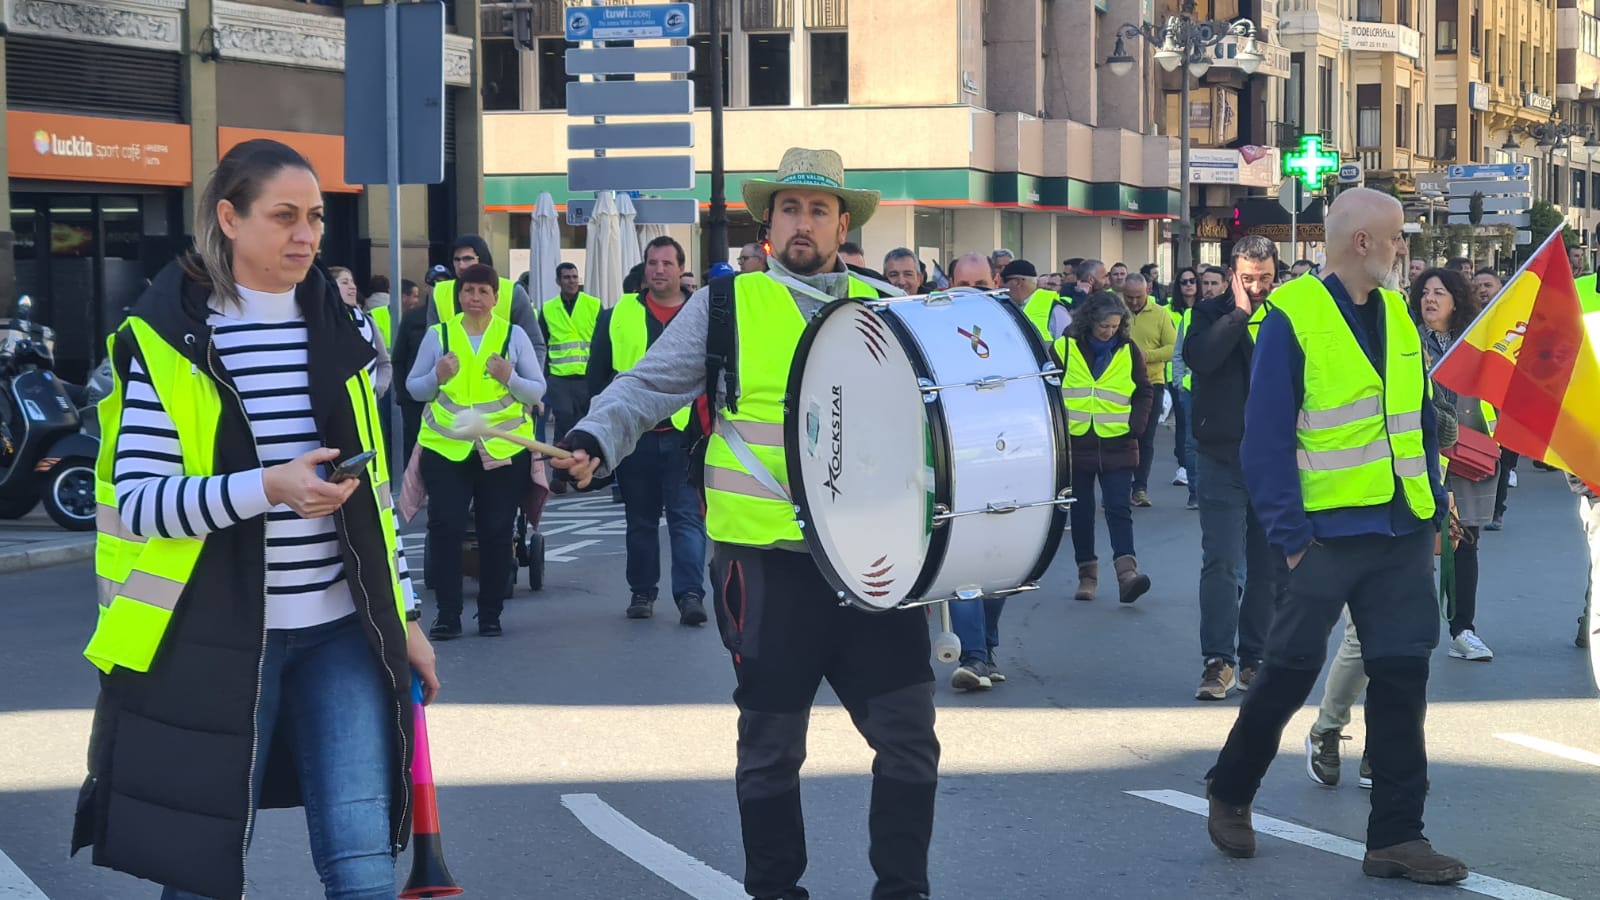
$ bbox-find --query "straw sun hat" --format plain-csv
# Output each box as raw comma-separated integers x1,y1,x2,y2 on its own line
740,147,879,228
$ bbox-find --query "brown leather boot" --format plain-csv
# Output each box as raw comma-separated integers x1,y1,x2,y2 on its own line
1362,839,1469,884
1205,779,1256,859
1114,555,1151,603
1074,561,1098,601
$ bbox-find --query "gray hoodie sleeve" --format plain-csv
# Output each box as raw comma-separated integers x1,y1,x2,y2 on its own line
571,287,712,474
407,328,444,403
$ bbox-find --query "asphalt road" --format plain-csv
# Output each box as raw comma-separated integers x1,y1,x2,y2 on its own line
2,461,1596,900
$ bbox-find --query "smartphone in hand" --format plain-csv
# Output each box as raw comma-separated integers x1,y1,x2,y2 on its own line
327,449,378,484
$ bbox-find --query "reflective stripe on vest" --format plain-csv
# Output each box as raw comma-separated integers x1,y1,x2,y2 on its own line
418,314,533,461
703,273,880,545
1054,337,1135,437
1271,278,1436,518
543,292,602,376
609,294,692,430
1023,290,1063,344
432,277,513,325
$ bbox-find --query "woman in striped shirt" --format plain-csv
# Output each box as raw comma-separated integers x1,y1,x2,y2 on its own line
73,138,438,900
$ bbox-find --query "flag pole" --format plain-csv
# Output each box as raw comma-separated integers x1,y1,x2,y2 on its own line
1428,225,1568,376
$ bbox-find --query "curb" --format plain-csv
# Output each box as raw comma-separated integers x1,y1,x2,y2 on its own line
0,537,95,575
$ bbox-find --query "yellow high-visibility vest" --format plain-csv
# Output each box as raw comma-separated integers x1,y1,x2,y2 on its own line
1271,277,1436,518
543,292,602,376
703,272,879,546
1055,337,1135,437
417,314,533,461
87,321,404,674
608,293,691,430
432,277,513,324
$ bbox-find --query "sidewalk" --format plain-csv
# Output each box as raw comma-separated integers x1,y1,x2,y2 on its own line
0,511,94,575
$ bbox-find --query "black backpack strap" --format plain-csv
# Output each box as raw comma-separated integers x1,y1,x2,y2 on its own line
706,274,739,415
438,321,449,356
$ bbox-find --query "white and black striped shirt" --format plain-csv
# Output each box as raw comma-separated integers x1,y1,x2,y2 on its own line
113,284,416,630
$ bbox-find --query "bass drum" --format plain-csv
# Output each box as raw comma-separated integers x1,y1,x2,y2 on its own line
786,290,1070,611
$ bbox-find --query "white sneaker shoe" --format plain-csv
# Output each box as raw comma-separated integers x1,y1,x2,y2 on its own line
1508,470,1518,488
1172,467,1188,486
1449,629,1494,661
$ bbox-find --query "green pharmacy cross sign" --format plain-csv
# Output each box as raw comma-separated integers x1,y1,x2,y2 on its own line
1282,134,1341,186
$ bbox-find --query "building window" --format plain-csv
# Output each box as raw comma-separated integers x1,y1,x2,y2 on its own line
1575,170,1587,209
1286,53,1304,128
1318,59,1334,138
537,38,576,110
1436,0,1457,53
690,34,730,107
1591,172,1600,209
1357,84,1381,147
481,38,520,111
1434,104,1457,161
1397,0,1411,28
809,32,847,104
748,33,791,106
1396,86,1410,149
1356,0,1381,22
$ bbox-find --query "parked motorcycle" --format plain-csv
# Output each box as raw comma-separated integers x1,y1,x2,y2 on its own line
0,296,100,530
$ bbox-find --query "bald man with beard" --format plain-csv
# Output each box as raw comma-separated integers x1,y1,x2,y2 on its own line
1203,189,1464,886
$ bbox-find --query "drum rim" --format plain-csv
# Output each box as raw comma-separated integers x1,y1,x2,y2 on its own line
784,298,952,610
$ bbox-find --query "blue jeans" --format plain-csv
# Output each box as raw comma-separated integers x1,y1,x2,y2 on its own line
616,430,707,600
161,614,397,900
1070,468,1136,563
949,597,1004,666
1196,451,1285,667
1177,387,1197,504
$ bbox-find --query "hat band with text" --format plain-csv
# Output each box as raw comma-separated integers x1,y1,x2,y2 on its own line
778,172,843,188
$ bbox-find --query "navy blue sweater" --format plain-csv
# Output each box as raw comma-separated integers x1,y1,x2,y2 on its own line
1241,273,1447,555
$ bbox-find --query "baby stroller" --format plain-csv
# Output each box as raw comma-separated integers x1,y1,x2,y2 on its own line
408,448,550,595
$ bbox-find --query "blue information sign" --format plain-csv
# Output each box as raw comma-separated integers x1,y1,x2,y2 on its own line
565,4,693,41
1448,163,1530,179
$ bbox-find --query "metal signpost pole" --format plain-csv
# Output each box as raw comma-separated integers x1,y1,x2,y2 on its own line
708,0,727,264
384,0,404,473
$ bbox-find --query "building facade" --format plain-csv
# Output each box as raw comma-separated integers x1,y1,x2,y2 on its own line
478,0,1251,280
0,0,485,380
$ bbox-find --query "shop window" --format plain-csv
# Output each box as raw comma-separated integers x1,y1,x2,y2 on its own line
538,38,577,110
1395,86,1410,149
482,37,521,111
748,33,791,106
810,33,848,105
690,34,730,107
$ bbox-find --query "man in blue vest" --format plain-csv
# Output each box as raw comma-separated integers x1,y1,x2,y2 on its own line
587,236,708,625
1203,189,1467,885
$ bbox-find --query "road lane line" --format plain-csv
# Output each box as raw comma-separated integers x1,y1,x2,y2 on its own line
0,847,50,900
1127,789,1568,900
560,793,745,899
1494,733,1600,769
546,539,603,562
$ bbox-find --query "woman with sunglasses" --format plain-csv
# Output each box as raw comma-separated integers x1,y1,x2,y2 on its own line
1168,267,1201,506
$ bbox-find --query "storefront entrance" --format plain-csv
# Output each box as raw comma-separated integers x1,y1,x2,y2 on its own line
10,191,183,382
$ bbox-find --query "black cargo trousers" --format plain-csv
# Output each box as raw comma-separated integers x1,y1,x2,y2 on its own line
711,544,939,900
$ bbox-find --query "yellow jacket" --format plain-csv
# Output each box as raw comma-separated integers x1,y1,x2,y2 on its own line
1128,300,1177,385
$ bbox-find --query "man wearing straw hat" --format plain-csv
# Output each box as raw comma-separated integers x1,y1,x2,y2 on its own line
553,148,936,900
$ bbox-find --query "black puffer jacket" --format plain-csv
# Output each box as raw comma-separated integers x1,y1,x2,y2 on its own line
71,261,415,899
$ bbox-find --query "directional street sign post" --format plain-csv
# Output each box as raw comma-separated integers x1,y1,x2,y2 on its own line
564,4,700,233
1446,162,1532,244
1281,135,1342,255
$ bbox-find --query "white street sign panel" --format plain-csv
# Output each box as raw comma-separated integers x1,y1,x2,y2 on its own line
567,81,693,117
565,46,695,76
1447,195,1532,213
1447,178,1531,196
568,122,694,150
1515,230,1534,245
1337,162,1363,184
1278,178,1310,214
568,155,695,192
632,198,699,225
1448,213,1531,227
567,199,592,227
1448,163,1529,179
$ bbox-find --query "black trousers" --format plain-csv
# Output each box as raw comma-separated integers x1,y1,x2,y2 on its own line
421,448,529,623
546,374,592,442
1493,447,1519,519
711,545,939,900
1132,386,1164,492
1207,528,1440,850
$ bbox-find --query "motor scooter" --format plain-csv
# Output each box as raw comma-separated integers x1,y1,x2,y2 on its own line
0,296,100,530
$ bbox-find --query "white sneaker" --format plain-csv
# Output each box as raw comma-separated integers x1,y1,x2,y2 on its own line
1172,466,1188,486
1508,470,1518,488
1449,629,1494,661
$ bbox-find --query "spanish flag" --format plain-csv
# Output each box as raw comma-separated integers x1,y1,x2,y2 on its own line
1430,228,1600,491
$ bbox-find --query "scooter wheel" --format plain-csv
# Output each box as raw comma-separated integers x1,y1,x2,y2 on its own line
43,458,95,532
528,531,545,592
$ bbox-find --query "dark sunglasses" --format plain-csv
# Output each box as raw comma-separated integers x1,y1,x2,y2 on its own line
1178,278,1196,285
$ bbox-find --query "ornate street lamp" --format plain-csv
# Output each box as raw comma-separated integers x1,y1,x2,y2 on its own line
1502,113,1600,204
1104,0,1262,267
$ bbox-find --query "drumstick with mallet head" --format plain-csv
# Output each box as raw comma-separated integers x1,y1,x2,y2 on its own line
438,409,572,459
